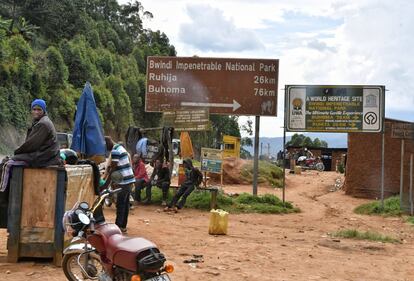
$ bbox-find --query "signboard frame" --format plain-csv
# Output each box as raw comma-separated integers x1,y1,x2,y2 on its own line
285,85,385,133
145,56,279,116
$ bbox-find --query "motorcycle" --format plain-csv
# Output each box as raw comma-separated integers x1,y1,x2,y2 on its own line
297,156,325,172
62,188,173,281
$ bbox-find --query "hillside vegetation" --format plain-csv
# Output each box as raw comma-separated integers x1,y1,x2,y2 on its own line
0,1,243,154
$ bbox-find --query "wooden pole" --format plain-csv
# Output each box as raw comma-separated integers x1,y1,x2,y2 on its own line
400,139,405,206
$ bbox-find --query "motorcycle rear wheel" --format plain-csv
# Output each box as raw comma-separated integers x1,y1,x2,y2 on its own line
315,162,325,172
62,252,104,281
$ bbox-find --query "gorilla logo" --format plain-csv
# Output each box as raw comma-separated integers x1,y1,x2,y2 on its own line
292,98,303,110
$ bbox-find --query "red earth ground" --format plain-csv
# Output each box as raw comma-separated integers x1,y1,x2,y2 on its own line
1,171,414,281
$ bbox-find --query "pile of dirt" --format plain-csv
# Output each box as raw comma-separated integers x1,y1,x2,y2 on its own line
208,157,249,184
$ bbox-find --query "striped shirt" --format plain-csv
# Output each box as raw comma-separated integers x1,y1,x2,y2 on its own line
111,144,135,185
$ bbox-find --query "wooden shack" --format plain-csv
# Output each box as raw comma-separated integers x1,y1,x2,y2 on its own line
6,165,96,266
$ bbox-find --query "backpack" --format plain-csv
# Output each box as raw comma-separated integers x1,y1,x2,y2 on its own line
193,167,203,187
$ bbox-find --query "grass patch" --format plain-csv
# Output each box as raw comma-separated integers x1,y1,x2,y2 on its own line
145,188,299,214
354,196,402,216
406,216,414,225
240,161,283,188
331,229,400,243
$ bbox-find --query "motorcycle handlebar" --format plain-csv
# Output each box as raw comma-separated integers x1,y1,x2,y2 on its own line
110,188,122,194
92,187,123,214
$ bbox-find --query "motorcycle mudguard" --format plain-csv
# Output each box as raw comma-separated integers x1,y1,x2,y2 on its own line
63,243,95,255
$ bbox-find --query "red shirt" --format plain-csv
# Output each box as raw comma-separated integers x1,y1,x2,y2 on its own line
133,160,149,182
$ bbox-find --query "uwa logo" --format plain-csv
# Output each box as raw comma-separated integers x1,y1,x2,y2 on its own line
292,98,303,115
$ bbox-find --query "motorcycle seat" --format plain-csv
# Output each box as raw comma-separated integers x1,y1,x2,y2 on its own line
106,234,156,271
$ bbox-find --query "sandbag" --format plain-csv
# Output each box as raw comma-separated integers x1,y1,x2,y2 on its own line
208,209,228,235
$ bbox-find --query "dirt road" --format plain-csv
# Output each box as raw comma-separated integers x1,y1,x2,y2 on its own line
1,171,414,280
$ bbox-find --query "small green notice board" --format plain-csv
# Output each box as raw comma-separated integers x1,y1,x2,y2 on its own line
163,108,210,131
201,148,223,174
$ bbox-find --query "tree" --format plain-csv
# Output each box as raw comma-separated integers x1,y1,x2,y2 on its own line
119,0,152,40
286,133,305,147
105,75,133,138
8,17,38,40
313,137,322,147
320,140,328,148
240,117,253,148
45,46,68,87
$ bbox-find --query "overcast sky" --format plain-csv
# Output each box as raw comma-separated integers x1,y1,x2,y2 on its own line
120,0,414,137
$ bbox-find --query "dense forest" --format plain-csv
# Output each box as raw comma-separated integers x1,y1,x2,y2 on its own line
0,0,244,151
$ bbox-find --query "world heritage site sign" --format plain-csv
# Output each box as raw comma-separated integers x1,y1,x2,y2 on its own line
285,85,385,133
145,56,279,116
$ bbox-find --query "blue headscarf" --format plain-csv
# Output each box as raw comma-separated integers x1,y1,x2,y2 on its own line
31,99,47,113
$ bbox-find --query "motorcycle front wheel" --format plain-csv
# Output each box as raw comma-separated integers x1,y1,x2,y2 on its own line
62,251,105,281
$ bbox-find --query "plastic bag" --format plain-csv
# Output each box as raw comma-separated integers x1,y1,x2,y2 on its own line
208,209,228,235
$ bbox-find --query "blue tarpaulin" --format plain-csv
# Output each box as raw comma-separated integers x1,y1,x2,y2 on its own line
71,82,106,157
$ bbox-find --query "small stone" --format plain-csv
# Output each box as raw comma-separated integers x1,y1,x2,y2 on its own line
205,271,220,276
26,272,36,276
6,270,11,274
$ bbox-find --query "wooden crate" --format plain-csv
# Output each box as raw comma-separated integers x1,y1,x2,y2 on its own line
64,165,96,245
7,165,96,266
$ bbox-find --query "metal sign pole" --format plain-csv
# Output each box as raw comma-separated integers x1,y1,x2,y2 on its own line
400,139,405,206
381,131,385,209
253,116,260,195
221,151,224,186
282,125,286,204
410,154,413,216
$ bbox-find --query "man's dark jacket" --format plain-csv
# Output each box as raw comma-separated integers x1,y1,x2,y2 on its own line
12,115,61,167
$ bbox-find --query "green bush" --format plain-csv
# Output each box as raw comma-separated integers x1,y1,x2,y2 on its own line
337,163,345,174
354,196,401,216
